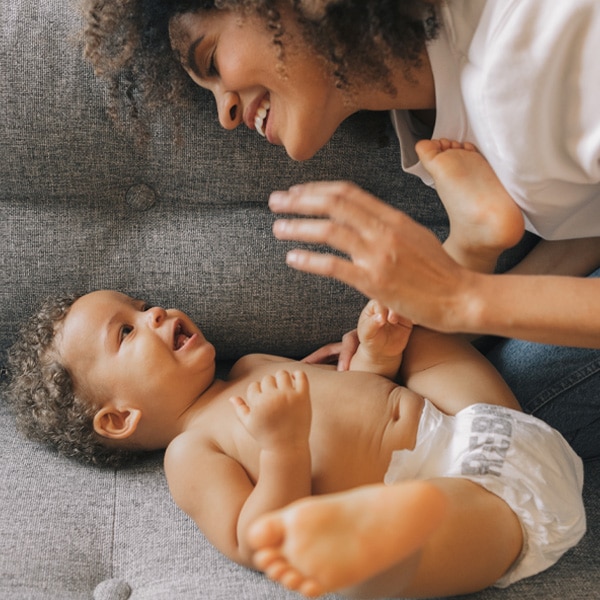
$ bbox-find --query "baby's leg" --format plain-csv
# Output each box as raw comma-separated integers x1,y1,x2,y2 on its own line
416,139,525,273
247,481,446,597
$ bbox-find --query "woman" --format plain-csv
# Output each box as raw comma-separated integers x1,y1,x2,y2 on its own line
83,0,600,458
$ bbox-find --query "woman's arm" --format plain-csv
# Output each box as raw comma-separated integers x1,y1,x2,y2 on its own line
270,182,600,348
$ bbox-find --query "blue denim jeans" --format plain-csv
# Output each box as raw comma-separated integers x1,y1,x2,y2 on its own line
485,267,600,461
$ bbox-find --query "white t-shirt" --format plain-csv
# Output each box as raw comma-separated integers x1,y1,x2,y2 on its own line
392,0,600,240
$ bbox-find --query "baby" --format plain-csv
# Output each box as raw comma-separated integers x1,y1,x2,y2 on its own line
6,143,585,598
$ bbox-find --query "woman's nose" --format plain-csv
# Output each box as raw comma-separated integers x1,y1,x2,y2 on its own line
216,90,242,130
146,306,167,327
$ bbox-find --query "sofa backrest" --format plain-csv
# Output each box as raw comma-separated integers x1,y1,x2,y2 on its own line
0,0,452,366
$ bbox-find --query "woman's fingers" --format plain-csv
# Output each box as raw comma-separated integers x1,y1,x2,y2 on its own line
284,249,368,293
270,181,411,273
269,181,402,237
302,342,343,365
272,216,355,247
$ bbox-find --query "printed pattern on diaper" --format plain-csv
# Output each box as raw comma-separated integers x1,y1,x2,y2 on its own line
461,405,513,477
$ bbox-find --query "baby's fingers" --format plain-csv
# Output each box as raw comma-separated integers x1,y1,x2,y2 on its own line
274,369,294,390
230,395,251,421
359,301,387,338
290,370,309,395
271,370,309,395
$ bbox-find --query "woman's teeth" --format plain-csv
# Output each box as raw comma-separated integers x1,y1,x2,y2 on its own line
255,98,270,137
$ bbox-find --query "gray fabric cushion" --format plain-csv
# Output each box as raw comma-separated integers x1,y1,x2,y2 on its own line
1,396,599,600
0,0,596,599
0,0,448,361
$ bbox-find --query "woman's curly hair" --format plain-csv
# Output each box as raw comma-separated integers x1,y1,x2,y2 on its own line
82,0,440,130
6,295,145,469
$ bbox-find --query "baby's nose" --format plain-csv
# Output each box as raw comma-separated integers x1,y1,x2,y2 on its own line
147,306,167,327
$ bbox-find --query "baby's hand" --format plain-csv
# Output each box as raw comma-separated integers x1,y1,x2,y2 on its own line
230,370,311,451
357,300,413,360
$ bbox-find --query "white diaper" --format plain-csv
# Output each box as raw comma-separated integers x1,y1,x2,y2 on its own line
384,400,586,587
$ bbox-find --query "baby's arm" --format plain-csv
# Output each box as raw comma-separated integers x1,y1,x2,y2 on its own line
349,300,413,379
165,370,312,566
230,370,312,562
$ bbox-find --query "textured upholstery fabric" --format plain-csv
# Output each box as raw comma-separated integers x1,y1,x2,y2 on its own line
1,397,599,600
1,1,597,599
0,0,449,362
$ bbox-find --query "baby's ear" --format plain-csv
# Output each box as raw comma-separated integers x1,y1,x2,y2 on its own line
93,406,142,440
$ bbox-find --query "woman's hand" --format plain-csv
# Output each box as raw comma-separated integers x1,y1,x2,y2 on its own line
270,181,477,334
302,329,359,371
270,181,600,347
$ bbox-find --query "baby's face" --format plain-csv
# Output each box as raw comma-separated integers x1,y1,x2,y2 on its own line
56,290,216,422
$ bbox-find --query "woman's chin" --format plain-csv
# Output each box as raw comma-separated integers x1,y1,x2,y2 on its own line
284,140,322,162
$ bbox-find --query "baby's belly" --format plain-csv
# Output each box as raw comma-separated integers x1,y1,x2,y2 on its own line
309,386,425,494
380,386,425,456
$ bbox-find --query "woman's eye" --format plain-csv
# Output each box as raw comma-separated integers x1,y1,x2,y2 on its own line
120,325,134,341
208,51,219,77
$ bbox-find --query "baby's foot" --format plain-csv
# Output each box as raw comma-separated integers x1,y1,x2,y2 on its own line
416,139,525,273
247,482,447,597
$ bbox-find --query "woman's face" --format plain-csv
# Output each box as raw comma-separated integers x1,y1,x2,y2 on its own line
169,8,355,161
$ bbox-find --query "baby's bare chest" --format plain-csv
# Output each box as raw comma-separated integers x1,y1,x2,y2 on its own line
223,367,424,492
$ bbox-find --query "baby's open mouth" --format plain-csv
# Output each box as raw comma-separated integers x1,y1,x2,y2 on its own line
255,96,270,138
173,321,191,351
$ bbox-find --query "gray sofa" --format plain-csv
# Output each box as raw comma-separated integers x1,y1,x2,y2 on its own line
1,1,598,599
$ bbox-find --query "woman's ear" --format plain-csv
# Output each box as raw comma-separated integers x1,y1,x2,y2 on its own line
93,406,142,440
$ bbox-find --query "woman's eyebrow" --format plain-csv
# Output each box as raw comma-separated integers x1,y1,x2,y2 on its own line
187,36,205,78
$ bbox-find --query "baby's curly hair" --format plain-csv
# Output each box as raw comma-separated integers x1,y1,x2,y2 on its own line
6,295,145,469
82,0,440,130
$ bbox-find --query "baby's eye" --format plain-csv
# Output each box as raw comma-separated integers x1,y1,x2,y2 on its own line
120,325,134,341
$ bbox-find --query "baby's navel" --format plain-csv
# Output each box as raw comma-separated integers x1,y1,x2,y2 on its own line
384,388,425,453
